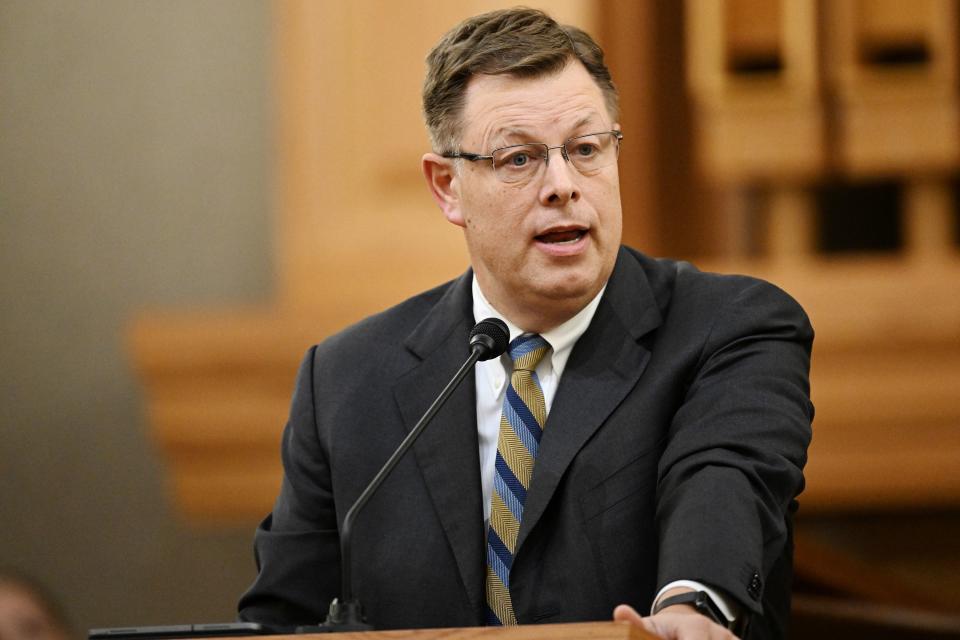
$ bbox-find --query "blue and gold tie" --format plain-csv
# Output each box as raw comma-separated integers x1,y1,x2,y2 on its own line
486,334,551,626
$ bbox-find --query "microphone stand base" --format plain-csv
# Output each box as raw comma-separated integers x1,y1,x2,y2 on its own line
295,599,373,633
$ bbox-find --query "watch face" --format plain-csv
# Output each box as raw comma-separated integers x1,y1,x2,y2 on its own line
689,592,725,626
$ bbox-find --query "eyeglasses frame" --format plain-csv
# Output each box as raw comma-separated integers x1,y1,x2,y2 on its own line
441,130,624,181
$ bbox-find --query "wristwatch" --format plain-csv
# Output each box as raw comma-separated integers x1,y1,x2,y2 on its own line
653,590,728,628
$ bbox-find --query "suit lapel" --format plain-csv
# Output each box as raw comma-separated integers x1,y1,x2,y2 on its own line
516,249,663,553
392,271,486,623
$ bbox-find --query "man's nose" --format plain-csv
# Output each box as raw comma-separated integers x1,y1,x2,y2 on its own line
540,145,580,205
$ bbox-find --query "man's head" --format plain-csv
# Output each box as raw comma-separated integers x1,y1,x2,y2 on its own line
421,9,624,332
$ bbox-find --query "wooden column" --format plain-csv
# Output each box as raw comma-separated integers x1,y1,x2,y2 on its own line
825,0,960,174
903,179,955,262
685,0,824,184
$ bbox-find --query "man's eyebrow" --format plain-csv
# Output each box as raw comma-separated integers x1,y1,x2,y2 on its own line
491,115,601,146
570,115,597,132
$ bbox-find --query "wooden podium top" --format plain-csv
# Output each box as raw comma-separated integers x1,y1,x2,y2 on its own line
257,622,656,640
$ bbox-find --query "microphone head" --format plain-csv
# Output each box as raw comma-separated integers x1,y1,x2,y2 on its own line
469,318,509,361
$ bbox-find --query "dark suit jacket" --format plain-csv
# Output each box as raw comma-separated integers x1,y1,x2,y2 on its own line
238,246,814,639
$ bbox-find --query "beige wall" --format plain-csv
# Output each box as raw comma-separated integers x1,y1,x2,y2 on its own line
0,0,271,631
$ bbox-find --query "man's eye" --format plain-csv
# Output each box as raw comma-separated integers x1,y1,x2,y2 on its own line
574,143,598,157
507,152,530,167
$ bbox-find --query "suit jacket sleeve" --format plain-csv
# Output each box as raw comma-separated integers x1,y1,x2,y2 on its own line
654,277,814,617
238,345,340,625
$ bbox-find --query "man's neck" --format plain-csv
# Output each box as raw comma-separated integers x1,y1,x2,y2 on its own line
473,281,601,335
471,275,606,338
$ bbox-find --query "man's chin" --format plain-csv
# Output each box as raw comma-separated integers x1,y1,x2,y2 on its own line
535,275,602,307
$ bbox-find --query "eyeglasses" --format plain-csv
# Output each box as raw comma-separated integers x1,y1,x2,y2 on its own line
443,130,623,184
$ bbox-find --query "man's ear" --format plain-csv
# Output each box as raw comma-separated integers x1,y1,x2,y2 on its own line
422,153,466,228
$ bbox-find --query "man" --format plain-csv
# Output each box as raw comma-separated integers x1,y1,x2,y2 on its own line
239,9,813,640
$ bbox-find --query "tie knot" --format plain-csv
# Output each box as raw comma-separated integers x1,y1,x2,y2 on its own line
508,334,550,371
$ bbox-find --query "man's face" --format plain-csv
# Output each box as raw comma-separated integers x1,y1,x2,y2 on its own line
426,60,623,331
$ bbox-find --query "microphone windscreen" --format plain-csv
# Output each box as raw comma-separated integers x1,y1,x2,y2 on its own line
469,318,509,361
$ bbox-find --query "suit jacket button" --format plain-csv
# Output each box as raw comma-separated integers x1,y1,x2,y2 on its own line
747,572,762,599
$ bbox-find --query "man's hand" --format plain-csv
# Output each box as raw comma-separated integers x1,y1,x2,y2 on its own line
613,603,739,640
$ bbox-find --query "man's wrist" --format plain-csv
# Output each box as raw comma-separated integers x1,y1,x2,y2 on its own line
653,580,739,623
653,589,727,627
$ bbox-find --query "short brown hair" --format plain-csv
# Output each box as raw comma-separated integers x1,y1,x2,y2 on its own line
423,7,619,152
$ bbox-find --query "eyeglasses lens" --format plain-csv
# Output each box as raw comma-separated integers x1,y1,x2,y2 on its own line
490,132,620,183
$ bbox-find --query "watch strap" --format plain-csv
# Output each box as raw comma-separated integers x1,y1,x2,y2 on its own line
653,590,728,628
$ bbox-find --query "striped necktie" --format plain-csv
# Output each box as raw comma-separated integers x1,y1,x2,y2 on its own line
486,334,551,626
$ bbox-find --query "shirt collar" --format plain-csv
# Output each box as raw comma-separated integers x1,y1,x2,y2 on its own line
471,275,606,377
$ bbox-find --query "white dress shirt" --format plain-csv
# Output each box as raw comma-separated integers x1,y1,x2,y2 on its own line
471,275,605,528
470,275,737,624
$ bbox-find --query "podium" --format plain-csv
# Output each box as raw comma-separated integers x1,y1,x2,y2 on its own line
230,622,655,640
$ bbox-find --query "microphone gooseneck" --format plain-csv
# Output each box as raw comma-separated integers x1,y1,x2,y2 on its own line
306,318,509,633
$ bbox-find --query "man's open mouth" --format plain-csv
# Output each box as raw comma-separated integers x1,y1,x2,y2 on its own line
536,229,586,244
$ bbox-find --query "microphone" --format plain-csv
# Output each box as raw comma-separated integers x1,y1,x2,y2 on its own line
300,318,509,633
469,317,511,361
